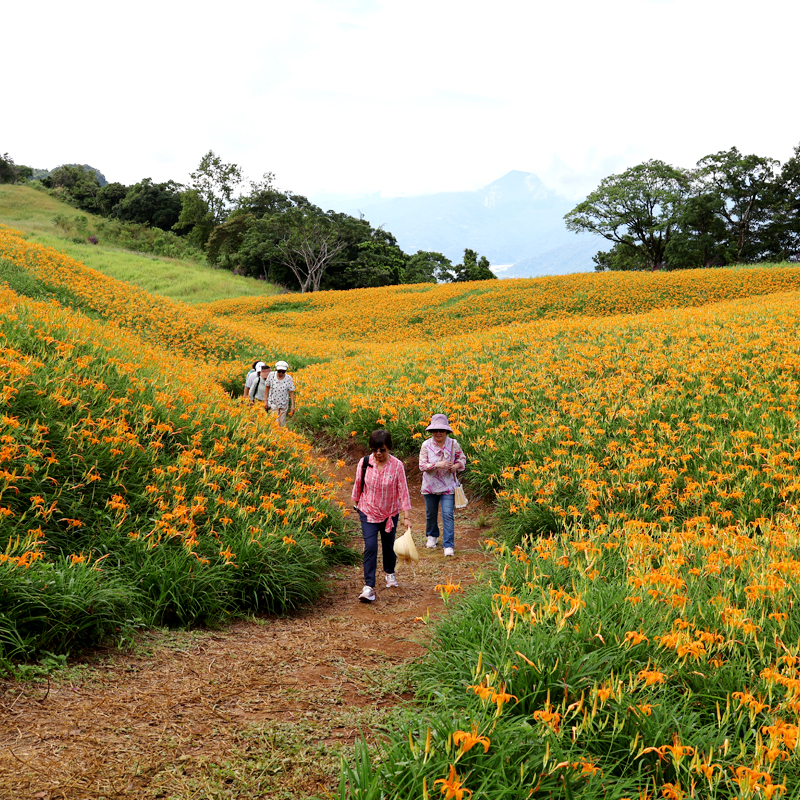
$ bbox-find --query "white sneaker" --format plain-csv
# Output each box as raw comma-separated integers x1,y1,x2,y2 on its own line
443,547,455,557
426,536,438,548
358,585,376,602
385,573,399,588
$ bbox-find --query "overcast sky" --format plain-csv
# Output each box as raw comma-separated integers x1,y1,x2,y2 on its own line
4,0,799,200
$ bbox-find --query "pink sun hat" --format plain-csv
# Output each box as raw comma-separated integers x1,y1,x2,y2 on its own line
426,413,453,432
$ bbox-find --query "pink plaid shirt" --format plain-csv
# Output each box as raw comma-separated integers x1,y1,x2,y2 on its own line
352,454,412,532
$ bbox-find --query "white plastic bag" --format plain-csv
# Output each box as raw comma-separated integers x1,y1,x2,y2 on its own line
454,479,468,509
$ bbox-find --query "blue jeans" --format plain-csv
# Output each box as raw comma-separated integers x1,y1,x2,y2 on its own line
358,511,398,587
424,493,455,549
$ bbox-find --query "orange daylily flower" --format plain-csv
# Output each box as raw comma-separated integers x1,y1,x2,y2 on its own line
453,724,490,755
433,764,472,800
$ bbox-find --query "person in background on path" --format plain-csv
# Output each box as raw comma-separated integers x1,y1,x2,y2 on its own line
244,361,266,402
351,429,412,602
248,363,271,409
419,413,466,557
265,360,295,426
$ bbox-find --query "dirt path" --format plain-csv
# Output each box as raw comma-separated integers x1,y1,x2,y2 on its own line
0,451,492,800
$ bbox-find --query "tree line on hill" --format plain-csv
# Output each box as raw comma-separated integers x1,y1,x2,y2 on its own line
566,144,800,271
0,151,495,291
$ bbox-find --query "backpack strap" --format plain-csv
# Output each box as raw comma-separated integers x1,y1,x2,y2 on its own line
357,454,371,501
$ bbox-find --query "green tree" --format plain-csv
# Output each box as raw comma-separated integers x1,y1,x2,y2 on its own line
235,173,309,217
189,150,243,224
764,142,800,261
461,249,496,281
212,187,317,278
664,192,730,268
44,165,102,212
237,216,296,285
436,249,496,282
206,212,256,268
695,147,779,262
346,228,409,288
269,206,348,293
0,153,15,183
95,182,129,217
403,251,448,283
194,163,418,290
591,240,648,272
111,178,184,230
173,188,215,248
565,160,690,270
237,206,348,292
317,213,374,290
234,207,412,291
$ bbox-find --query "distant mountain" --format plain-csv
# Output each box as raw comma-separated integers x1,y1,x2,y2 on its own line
311,171,600,278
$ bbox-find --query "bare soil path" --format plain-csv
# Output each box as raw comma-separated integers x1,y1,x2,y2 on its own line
0,449,493,800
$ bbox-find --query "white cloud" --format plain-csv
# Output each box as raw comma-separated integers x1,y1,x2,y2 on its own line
3,0,799,198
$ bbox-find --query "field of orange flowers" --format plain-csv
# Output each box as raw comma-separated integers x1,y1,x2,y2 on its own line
0,267,348,665
6,224,800,797
201,262,800,342
275,275,800,796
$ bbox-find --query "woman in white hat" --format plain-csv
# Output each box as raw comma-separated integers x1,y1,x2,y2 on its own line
244,361,266,401
265,360,295,426
419,414,466,556
246,362,272,408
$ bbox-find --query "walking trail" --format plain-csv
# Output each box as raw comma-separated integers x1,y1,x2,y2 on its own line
0,446,493,799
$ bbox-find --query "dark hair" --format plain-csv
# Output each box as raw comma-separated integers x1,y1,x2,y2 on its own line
368,429,392,451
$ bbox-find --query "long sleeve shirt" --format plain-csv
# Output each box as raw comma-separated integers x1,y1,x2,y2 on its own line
419,436,466,495
351,454,412,532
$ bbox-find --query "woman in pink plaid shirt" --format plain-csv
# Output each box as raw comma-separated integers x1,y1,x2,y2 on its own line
351,429,412,603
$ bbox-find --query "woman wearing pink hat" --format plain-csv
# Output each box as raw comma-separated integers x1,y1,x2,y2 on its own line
419,414,466,556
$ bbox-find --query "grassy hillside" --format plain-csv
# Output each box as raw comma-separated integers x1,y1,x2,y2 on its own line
0,225,332,377
0,225,261,362
0,185,280,303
